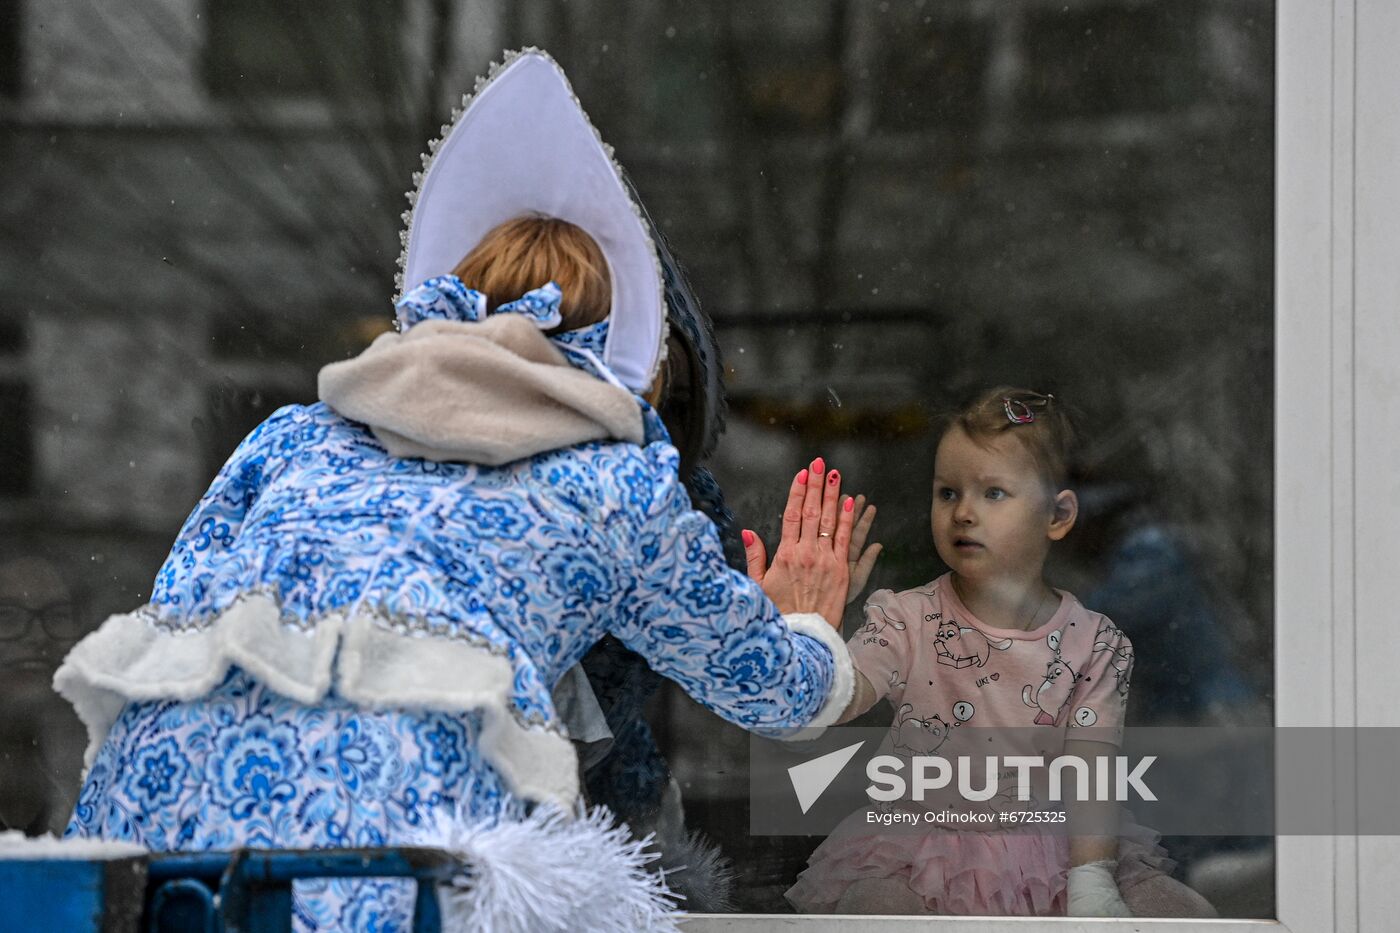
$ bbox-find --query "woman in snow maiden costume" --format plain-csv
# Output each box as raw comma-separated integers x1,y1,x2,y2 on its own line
55,50,859,932
566,208,749,910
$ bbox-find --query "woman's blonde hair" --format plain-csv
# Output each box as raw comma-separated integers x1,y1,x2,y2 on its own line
452,214,611,331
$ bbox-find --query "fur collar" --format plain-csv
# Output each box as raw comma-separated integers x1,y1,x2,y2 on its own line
318,310,643,465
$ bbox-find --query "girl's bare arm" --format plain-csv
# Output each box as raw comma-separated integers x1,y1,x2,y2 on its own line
836,670,878,723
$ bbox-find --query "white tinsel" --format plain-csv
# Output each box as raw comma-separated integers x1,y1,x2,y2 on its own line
651,831,736,914
413,801,682,933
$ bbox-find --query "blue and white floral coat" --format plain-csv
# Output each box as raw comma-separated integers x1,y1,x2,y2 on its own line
57,278,855,866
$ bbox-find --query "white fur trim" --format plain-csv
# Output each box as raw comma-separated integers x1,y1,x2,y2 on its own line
53,595,342,770
53,600,578,809
776,612,856,741
337,616,578,809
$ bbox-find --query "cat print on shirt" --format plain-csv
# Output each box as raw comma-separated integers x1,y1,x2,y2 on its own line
986,786,1045,815
1094,620,1134,698
887,669,907,695
892,703,951,756
859,603,907,648
933,619,1013,669
891,698,979,757
1022,646,1082,726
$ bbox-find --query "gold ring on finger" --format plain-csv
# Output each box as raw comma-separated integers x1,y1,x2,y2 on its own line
818,531,832,538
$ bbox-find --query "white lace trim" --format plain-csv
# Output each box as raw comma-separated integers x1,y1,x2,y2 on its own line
778,612,856,741
52,596,579,808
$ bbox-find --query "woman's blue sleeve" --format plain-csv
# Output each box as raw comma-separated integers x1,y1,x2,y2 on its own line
148,405,301,613
608,444,855,736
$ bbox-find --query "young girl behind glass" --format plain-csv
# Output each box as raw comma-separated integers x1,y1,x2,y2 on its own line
785,387,1215,918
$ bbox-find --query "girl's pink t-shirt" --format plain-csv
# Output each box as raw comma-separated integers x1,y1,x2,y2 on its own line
849,573,1134,767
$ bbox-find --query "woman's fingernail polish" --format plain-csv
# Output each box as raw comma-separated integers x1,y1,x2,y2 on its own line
844,496,855,512
742,529,755,546
797,469,809,485
827,470,839,486
811,457,824,474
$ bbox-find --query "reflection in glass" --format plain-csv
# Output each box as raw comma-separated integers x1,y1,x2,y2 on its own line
0,0,1274,919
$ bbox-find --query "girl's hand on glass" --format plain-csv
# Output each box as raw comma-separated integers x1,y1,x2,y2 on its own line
846,494,882,604
1066,860,1132,917
742,457,854,630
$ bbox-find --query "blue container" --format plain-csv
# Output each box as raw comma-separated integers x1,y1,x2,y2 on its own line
0,846,460,932
0,855,146,932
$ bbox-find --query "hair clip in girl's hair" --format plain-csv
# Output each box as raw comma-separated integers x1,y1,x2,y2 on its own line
1003,392,1053,425
1004,397,1036,424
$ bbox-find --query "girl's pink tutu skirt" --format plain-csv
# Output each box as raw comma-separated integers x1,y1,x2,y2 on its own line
784,808,1174,916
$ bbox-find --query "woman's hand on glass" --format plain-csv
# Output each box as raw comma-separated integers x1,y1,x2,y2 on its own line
742,457,854,629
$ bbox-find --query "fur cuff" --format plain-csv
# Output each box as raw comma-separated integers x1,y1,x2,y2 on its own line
775,612,855,741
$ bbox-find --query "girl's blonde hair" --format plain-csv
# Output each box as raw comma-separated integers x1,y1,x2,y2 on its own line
942,386,1079,490
452,214,611,331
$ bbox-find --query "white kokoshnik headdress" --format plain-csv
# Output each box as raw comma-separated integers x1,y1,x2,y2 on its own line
397,48,666,394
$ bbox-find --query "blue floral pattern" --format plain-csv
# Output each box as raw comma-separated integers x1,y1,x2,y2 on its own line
128,394,835,739
207,714,305,819
68,669,522,931
67,275,840,929
313,717,403,801
393,275,487,330
394,276,571,333
494,282,565,329
125,737,188,812
412,714,471,784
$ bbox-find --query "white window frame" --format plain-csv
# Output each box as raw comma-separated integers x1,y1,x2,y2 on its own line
681,0,1398,928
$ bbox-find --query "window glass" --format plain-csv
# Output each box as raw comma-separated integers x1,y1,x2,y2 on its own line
0,0,20,101
203,0,405,100
0,0,1274,921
